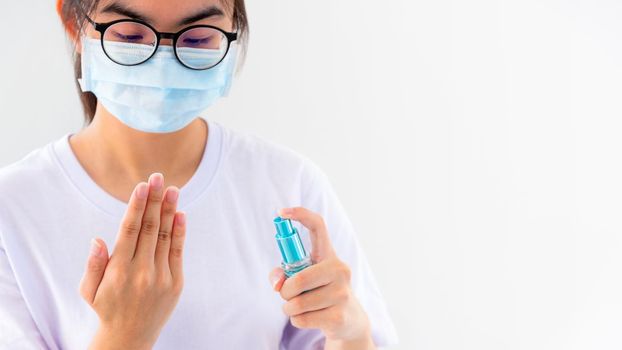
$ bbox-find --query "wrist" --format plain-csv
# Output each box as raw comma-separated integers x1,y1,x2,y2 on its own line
89,325,154,350
324,327,375,350
325,318,374,350
325,297,376,349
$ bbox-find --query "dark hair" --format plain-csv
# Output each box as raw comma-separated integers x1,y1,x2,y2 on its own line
57,0,249,126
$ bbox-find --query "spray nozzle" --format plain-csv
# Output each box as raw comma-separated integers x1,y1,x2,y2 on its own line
273,216,311,274
273,216,296,238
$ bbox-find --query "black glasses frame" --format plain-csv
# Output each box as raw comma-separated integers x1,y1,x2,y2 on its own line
85,15,238,70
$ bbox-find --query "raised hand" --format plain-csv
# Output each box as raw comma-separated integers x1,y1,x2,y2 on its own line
79,173,186,350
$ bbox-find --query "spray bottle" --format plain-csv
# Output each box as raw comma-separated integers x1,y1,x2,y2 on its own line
273,216,312,277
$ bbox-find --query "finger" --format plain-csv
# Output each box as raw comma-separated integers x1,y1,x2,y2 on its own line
134,173,165,262
79,238,109,305
112,182,149,261
169,211,187,281
278,207,335,262
154,186,179,269
290,305,338,330
283,282,343,316
279,260,337,300
269,267,286,292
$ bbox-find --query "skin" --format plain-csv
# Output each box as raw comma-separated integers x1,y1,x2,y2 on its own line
81,174,186,349
72,0,376,348
270,207,376,349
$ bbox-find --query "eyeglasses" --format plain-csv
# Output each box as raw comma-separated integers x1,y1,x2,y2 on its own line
85,15,238,70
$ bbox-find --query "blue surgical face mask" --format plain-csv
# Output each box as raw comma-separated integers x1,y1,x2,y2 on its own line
78,37,237,133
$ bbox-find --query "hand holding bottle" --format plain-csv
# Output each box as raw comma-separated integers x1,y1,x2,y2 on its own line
269,207,376,350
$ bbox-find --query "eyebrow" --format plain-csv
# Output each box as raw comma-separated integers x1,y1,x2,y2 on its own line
100,2,225,27
178,6,225,26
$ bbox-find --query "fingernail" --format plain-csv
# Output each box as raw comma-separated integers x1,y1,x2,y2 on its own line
177,212,186,226
279,208,293,217
149,173,164,189
89,238,102,257
135,182,148,199
269,270,282,290
166,187,179,203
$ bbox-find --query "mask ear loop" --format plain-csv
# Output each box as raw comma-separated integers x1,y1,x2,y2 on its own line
77,36,91,92
221,41,238,97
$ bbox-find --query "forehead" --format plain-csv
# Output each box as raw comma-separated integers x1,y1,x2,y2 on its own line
96,0,231,11
93,0,234,30
95,0,233,20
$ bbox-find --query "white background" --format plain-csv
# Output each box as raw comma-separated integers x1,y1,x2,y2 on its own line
2,1,622,349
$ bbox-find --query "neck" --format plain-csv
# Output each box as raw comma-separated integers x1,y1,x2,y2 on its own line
69,103,207,202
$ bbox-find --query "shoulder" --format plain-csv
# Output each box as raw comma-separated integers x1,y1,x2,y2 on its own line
0,138,61,204
217,123,326,186
219,123,310,168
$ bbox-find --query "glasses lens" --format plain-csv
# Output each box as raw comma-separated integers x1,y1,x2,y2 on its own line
102,22,157,65
176,27,228,69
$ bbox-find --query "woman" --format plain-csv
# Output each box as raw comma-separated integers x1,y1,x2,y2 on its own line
0,0,398,348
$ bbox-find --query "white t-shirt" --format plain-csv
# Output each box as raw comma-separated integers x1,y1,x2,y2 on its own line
0,118,398,349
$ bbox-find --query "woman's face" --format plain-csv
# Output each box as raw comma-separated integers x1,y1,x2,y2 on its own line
85,0,234,41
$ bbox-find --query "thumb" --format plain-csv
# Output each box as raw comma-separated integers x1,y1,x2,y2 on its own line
79,237,109,305
269,267,286,292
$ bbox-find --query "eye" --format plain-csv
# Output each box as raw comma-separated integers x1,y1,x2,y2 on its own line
182,36,212,46
111,31,145,42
